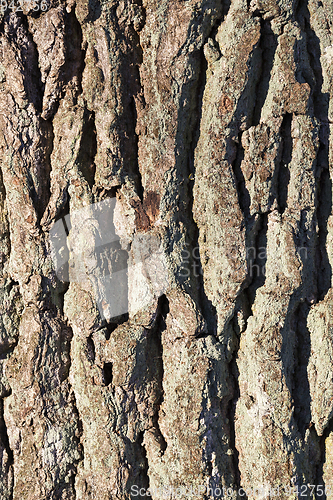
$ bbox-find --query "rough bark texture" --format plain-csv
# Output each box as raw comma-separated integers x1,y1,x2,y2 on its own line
0,0,333,498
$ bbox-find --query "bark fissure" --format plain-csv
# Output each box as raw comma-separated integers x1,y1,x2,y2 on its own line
70,387,85,500
184,38,218,337
146,295,168,456
252,19,278,127
278,113,292,214
292,303,312,438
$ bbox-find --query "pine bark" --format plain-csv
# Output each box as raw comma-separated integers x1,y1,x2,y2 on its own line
0,0,333,498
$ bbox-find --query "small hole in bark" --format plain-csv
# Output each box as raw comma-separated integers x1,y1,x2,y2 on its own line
87,336,95,363
103,363,113,386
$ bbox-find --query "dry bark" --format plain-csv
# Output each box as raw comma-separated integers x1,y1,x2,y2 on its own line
0,0,333,498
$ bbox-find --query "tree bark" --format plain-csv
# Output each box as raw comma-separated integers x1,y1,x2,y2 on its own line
0,0,332,498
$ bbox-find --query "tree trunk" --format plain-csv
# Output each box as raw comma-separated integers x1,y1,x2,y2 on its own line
0,0,332,498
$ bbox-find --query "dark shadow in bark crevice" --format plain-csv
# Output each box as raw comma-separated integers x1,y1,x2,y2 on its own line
86,0,102,22
68,388,85,500
175,32,219,337
7,11,44,112
292,302,312,439
298,0,332,298
280,222,321,487
278,113,292,214
122,295,169,495
144,295,168,455
316,136,332,302
170,0,232,324
76,109,97,189
102,5,145,193
279,295,320,489
64,8,86,91
103,362,113,386
232,131,250,220
252,19,278,126
228,360,244,494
